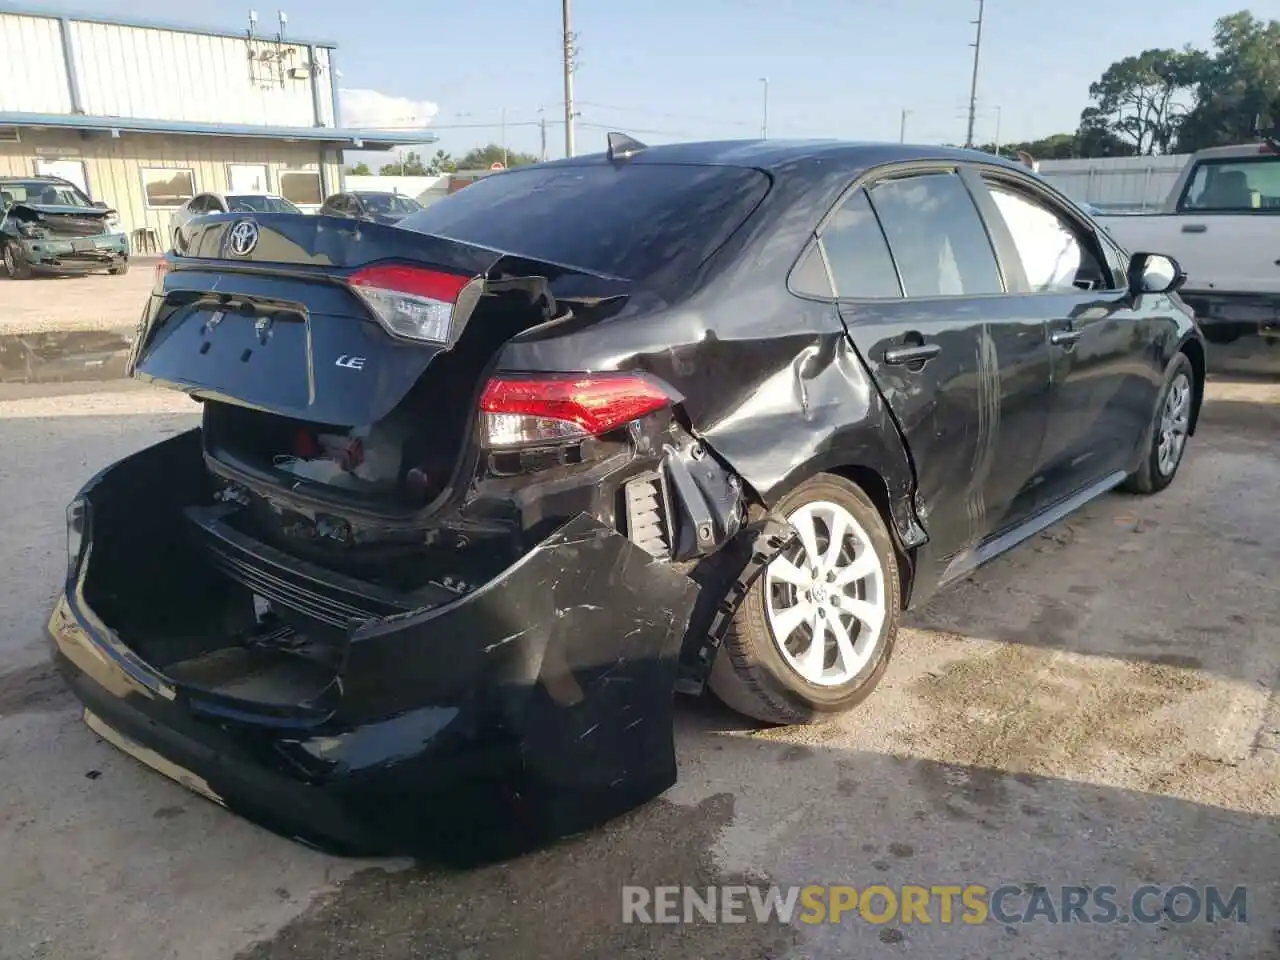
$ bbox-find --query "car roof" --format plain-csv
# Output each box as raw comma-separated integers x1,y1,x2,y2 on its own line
522,138,1024,175
1,175,76,183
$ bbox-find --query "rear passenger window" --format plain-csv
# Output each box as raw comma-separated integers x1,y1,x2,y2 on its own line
868,172,1003,297
819,189,902,298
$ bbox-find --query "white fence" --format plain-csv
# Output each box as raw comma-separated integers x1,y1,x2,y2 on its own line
1034,155,1188,213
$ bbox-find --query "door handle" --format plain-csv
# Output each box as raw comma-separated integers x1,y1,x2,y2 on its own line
883,343,941,366
1181,223,1207,233
1050,329,1083,346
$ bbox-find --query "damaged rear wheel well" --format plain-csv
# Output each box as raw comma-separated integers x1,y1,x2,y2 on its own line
828,464,914,610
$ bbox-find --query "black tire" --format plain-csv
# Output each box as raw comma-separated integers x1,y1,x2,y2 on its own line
2,242,31,280
1122,352,1194,495
108,258,129,276
708,474,901,725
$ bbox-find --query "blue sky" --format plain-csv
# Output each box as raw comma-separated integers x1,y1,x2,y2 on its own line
19,0,1274,161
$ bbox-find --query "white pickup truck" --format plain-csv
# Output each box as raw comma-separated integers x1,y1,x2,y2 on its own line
1097,141,1280,375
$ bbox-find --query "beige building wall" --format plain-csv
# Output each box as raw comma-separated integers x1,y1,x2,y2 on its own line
0,130,343,251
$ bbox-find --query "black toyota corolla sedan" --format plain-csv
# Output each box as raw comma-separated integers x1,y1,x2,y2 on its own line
47,135,1205,858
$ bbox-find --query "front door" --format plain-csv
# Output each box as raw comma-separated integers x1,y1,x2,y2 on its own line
973,173,1161,509
822,169,1052,584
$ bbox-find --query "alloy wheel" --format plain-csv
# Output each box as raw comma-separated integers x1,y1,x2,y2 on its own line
2,245,14,278
764,500,887,687
1157,372,1191,477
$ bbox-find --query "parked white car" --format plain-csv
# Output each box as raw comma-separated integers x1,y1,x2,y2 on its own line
167,193,303,247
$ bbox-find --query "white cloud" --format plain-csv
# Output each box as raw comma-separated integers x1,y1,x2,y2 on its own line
339,88,439,130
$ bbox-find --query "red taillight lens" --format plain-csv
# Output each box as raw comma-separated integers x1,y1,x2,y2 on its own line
479,374,671,447
348,264,476,344
151,255,171,294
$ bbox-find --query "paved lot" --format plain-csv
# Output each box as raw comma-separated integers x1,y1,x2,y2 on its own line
0,264,156,335
0,379,1277,960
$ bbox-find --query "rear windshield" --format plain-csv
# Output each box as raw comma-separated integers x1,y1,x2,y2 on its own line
228,195,302,214
360,193,420,215
395,162,771,281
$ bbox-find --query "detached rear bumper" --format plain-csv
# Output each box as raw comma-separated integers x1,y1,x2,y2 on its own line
48,431,700,859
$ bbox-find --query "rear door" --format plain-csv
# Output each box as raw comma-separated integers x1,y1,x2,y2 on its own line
972,169,1159,507
820,167,1052,572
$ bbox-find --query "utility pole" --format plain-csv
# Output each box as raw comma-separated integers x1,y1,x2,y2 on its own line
993,105,1002,157
759,77,769,139
899,108,911,143
562,0,576,157
964,0,984,149
539,110,548,162
500,107,508,167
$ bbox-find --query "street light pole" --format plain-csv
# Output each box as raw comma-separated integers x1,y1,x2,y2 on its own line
501,107,508,167
964,0,985,149
899,108,911,143
759,77,769,139
562,0,576,157
993,105,1002,157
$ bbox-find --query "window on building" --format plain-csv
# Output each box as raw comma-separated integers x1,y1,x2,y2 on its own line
142,167,196,208
227,163,269,193
279,170,323,206
33,159,89,196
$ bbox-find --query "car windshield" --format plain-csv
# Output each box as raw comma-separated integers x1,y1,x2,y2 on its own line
359,193,421,215
0,180,92,207
396,162,771,282
227,195,302,214
1179,156,1280,211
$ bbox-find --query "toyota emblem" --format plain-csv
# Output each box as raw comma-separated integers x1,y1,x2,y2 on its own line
228,219,260,257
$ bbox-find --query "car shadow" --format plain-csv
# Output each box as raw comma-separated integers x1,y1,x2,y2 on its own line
232,730,1280,959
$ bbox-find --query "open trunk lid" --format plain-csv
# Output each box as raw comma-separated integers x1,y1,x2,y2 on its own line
131,212,630,514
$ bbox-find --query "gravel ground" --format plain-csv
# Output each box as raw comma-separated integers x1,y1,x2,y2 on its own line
0,265,156,335
0,380,1276,960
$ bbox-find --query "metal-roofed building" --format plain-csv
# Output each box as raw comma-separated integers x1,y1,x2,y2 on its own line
0,6,432,247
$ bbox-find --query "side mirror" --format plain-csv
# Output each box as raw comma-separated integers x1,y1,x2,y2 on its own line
1127,252,1185,297
92,200,108,208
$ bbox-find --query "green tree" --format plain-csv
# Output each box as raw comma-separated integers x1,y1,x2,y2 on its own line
345,161,372,176
426,149,456,175
379,151,429,176
456,144,539,169
1177,11,1280,151
1081,47,1207,155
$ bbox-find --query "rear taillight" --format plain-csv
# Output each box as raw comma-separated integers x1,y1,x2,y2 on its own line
348,263,479,345
479,374,671,447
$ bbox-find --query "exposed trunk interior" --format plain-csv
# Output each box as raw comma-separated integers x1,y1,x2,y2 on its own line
202,289,554,512
80,431,471,717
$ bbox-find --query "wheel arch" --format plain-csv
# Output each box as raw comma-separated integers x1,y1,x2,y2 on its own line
1177,335,1206,436
763,456,919,612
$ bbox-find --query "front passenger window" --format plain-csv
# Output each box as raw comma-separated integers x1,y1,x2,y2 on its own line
985,183,1110,292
